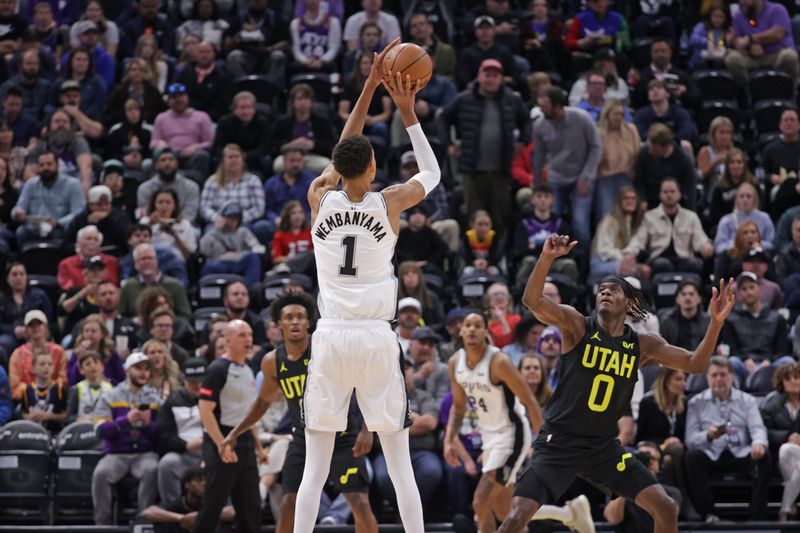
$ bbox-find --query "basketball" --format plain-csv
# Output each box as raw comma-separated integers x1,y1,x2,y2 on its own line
383,42,433,89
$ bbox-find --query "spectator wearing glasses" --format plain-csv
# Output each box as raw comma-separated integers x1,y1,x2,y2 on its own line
685,356,770,522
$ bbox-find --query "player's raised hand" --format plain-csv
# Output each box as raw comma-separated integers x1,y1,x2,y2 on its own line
367,37,400,87
383,71,422,112
541,235,577,259
708,277,736,323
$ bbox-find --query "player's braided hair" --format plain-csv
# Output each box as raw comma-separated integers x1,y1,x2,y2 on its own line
599,275,651,323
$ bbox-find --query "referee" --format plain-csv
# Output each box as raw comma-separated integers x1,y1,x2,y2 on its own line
195,319,262,532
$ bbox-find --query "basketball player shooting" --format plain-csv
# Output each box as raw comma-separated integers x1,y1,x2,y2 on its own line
292,38,439,533
495,235,736,533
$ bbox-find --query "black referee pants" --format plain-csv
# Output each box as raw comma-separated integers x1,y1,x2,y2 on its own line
193,436,261,533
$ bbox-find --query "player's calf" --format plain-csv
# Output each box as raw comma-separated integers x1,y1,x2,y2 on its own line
496,497,541,533
635,485,679,533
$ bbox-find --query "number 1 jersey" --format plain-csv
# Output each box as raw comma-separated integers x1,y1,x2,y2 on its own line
312,190,398,321
544,316,641,437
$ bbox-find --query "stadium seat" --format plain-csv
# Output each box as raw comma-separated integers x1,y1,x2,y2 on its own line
692,69,737,102
20,241,67,277
0,420,53,524
697,100,742,135
745,364,778,395
51,422,103,524
262,273,314,304
753,99,795,139
640,364,661,393
457,273,506,305
190,306,227,333
546,273,578,307
27,274,60,312
233,75,280,107
685,373,709,396
632,37,655,70
750,69,795,103
651,272,702,310
290,73,333,105
196,274,246,308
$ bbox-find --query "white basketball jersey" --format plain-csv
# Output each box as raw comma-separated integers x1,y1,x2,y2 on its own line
312,190,398,320
454,345,527,436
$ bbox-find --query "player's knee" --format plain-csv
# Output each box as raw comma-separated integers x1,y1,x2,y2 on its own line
648,493,678,523
472,493,493,514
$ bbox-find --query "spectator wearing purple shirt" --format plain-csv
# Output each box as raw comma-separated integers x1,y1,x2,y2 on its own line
29,0,82,27
151,83,214,181
725,0,799,85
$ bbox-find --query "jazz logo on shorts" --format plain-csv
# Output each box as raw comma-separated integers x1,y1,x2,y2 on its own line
340,467,359,485
616,452,633,472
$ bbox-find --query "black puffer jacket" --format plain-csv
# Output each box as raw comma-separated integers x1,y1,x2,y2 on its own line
437,83,530,175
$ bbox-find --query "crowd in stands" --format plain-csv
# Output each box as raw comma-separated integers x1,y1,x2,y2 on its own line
2,0,800,528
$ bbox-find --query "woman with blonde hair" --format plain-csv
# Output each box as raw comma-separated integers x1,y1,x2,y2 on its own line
636,367,690,511
397,261,444,325
696,116,734,183
134,34,168,92
66,314,124,385
590,186,650,280
596,99,641,223
200,143,270,244
141,339,181,401
714,182,775,254
709,148,758,222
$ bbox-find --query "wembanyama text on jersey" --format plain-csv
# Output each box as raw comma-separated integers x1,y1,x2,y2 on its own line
312,191,398,321
544,316,640,438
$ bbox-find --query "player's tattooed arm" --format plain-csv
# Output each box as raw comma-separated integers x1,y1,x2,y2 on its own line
640,278,736,373
522,235,585,350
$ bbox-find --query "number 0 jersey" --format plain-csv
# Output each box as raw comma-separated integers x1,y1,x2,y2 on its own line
544,316,641,437
454,345,528,437
312,190,398,321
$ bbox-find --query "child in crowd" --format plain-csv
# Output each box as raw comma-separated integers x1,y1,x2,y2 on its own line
66,350,113,424
22,351,67,433
510,184,578,284
461,210,502,277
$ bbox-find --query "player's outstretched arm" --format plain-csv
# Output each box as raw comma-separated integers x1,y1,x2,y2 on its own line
382,72,441,215
443,355,468,468
219,351,280,456
640,278,736,373
491,353,544,433
522,235,585,344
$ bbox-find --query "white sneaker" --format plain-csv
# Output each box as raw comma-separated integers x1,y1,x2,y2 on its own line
565,495,595,533
319,516,338,525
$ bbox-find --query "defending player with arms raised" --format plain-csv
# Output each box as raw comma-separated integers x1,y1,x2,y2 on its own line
496,235,736,533
445,311,595,533
219,293,378,533
292,38,440,533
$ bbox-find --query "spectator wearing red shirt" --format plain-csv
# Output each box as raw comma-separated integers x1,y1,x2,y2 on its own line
57,224,120,290
271,200,313,265
485,282,520,348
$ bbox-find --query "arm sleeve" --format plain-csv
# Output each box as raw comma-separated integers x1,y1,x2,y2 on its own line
532,127,546,184
59,183,87,228
580,116,603,182
761,402,791,449
290,19,307,63
407,123,441,196
747,396,769,447
684,400,708,450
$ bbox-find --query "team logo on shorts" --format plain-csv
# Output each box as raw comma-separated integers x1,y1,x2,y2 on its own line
616,452,633,472
546,433,552,443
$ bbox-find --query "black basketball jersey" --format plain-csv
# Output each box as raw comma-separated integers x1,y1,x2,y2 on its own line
544,316,641,437
275,342,361,436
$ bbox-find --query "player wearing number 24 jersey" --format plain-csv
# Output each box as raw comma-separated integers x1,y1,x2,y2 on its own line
495,235,737,533
292,39,440,533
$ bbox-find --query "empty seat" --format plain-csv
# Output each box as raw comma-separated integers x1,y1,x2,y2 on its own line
753,99,795,139
233,75,280,106
692,69,737,102
745,364,778,395
750,69,795,103
457,273,506,305
262,273,314,303
0,420,53,524
290,72,333,104
651,272,702,310
21,241,66,277
697,100,742,135
685,373,709,396
196,274,246,308
27,274,60,311
632,37,655,70
545,273,578,307
190,306,227,333
52,422,102,524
